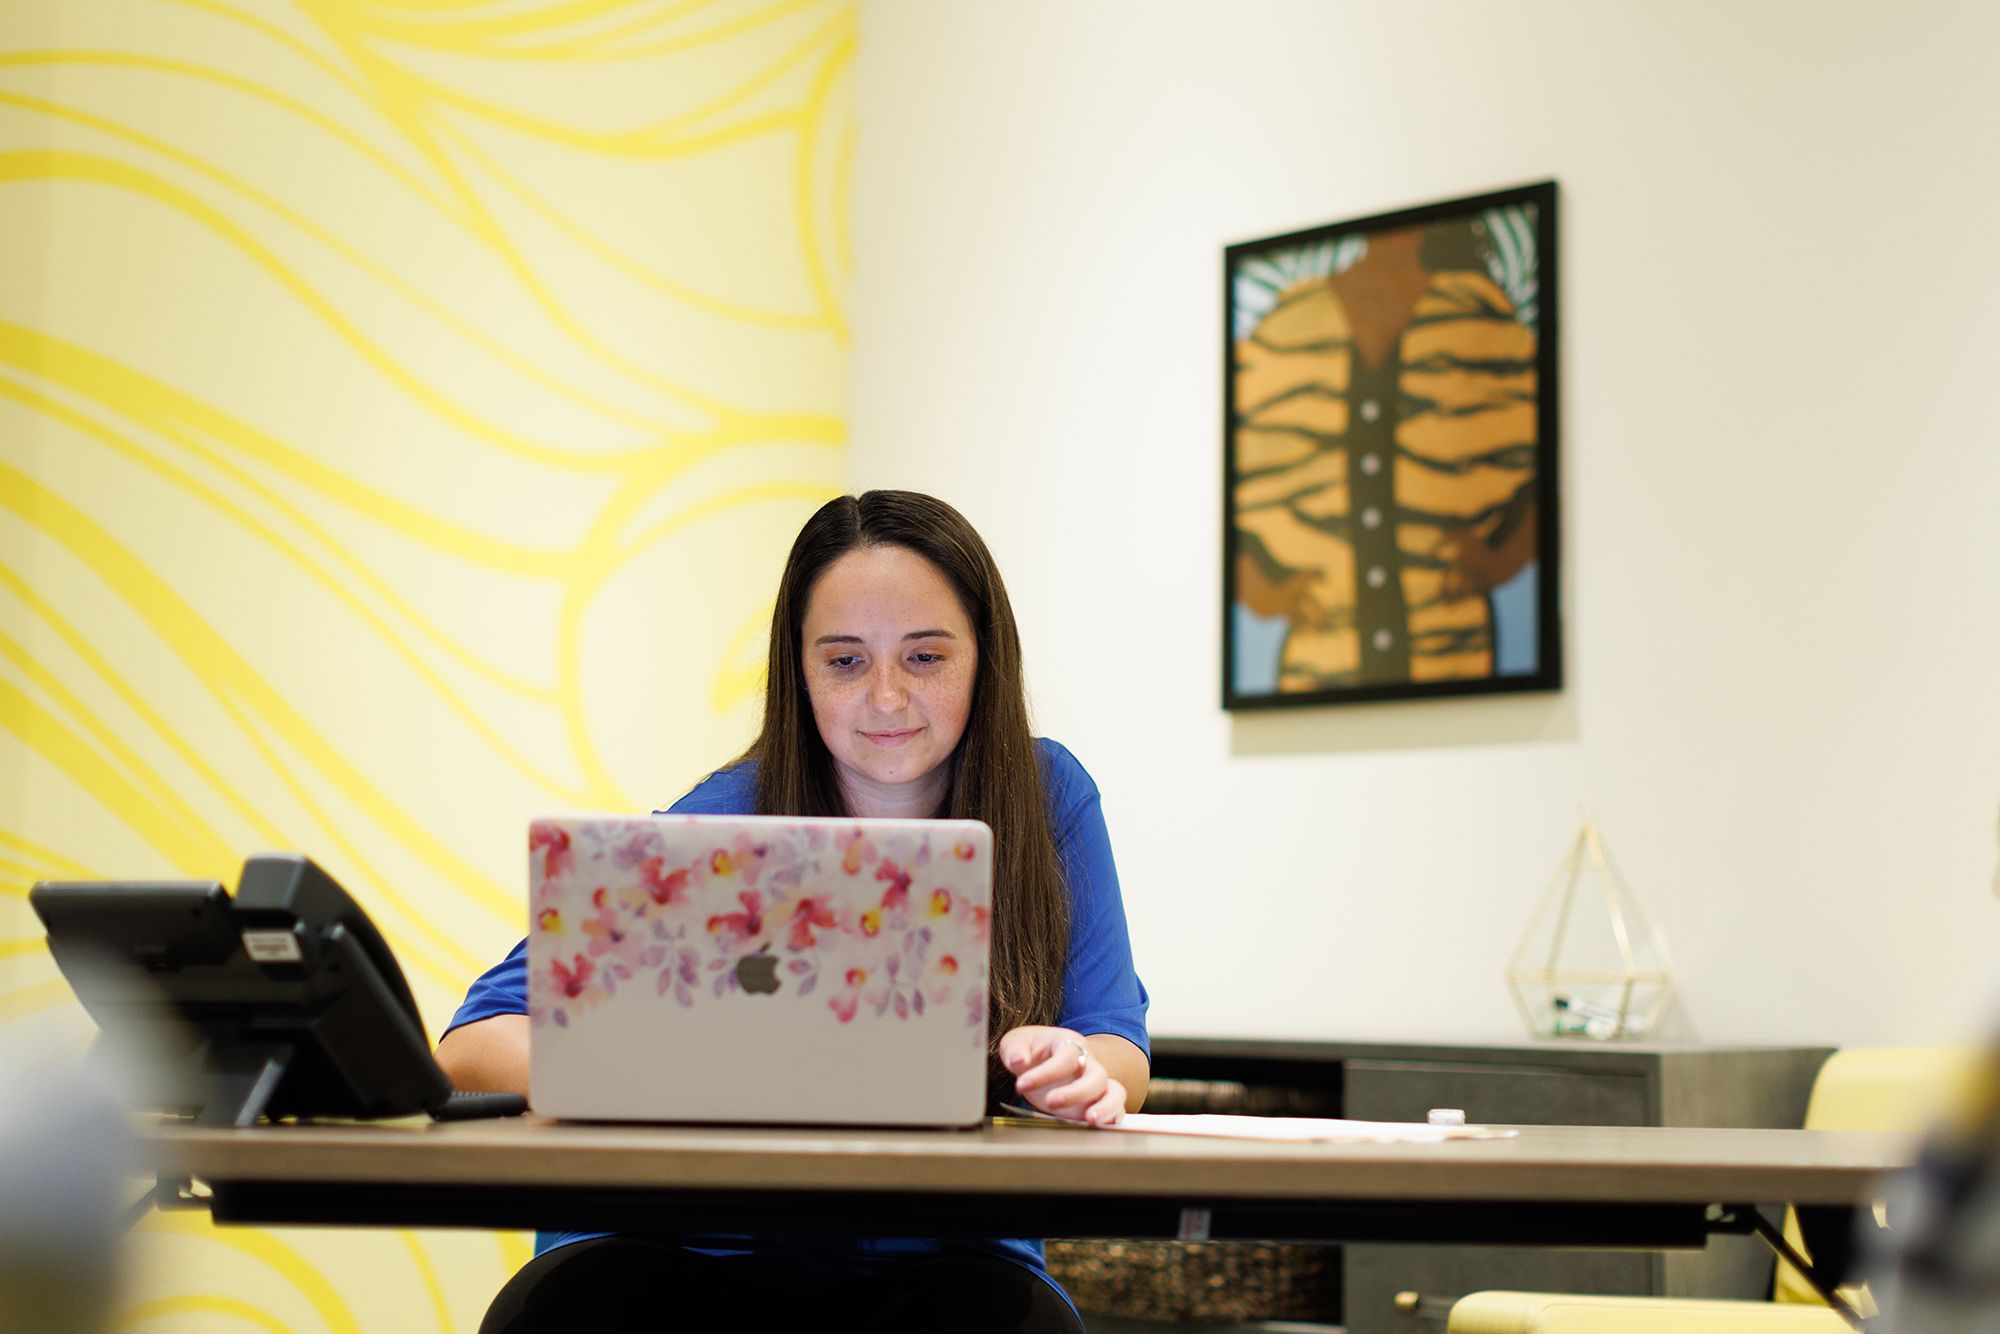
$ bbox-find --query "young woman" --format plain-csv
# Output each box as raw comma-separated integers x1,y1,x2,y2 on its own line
437,490,1150,1333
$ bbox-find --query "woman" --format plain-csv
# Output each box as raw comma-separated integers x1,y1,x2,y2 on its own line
438,490,1150,1332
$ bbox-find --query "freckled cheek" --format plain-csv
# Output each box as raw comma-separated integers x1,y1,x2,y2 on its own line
804,682,851,734
927,678,976,743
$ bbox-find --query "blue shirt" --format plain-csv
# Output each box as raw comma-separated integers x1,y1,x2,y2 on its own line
446,737,1149,1304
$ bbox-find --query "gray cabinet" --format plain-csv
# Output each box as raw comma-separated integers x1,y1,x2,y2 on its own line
1147,1037,1834,1333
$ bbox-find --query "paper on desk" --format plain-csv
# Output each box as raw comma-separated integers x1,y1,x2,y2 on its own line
1111,1113,1515,1143
997,1105,1515,1143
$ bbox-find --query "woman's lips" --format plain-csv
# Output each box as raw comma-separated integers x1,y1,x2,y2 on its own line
862,728,921,746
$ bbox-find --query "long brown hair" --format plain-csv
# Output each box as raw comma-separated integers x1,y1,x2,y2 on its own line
744,490,1070,1040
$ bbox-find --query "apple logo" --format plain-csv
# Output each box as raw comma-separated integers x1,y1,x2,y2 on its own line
735,948,781,995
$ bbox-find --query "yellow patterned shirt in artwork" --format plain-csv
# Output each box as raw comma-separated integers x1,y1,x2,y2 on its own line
1233,261,1538,692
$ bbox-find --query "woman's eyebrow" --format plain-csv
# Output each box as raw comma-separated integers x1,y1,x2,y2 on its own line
810,629,958,647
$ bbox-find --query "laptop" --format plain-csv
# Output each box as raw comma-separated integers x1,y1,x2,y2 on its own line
526,813,994,1128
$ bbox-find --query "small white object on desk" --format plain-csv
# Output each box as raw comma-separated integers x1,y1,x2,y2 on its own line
1427,1108,1467,1127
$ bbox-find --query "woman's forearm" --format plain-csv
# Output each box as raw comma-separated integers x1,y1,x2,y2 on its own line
1085,1033,1149,1112
435,1014,531,1098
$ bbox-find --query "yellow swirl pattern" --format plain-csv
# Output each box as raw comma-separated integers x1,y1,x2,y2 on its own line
1,0,852,1327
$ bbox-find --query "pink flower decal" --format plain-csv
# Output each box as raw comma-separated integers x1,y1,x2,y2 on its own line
706,891,764,949
531,823,573,880
583,897,645,968
553,956,588,996
729,833,771,887
787,895,838,950
837,827,876,874
830,967,869,1023
923,952,965,1007
530,819,989,1035
640,857,691,906
876,858,911,911
551,953,601,1003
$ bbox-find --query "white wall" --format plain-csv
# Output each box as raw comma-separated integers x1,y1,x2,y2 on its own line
849,0,2000,1047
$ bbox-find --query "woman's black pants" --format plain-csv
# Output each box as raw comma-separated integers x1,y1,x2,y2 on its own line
480,1236,1086,1333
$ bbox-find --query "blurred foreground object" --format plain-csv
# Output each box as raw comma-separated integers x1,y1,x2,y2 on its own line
1861,1043,2000,1332
0,1043,130,1333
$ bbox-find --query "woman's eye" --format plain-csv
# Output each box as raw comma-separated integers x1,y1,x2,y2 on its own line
910,652,944,666
827,655,862,670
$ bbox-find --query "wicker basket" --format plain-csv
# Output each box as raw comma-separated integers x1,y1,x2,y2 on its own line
1045,1238,1339,1323
1042,1077,1342,1323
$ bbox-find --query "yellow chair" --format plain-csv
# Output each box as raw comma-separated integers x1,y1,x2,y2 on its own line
1449,1292,1851,1332
1448,1047,1970,1334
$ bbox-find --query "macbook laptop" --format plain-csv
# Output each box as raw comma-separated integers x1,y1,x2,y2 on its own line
526,813,993,1128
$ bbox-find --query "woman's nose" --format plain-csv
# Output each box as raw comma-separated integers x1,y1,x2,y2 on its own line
869,663,906,710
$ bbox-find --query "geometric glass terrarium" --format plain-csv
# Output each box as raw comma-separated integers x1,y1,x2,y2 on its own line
1507,820,1674,1040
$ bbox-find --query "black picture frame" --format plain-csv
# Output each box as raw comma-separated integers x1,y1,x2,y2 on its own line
1223,181,1561,710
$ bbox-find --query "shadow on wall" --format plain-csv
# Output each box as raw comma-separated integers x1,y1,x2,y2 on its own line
1229,688,1578,758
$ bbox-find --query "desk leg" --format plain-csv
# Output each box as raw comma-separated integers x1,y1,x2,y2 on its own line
124,1176,209,1232
1735,1207,1864,1329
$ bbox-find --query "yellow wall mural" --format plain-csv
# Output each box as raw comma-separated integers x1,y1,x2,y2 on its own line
0,0,852,1327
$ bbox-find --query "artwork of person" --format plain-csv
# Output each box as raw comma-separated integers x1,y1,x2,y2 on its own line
1231,204,1544,698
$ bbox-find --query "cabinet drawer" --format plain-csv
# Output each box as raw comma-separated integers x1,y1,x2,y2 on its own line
1344,1058,1651,1127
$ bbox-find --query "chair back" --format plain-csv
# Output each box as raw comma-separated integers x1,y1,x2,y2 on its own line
1774,1046,1970,1305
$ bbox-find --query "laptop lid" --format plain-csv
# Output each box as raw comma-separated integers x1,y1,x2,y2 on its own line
526,813,993,1127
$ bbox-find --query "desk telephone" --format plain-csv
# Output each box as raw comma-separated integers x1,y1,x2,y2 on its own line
32,854,526,1126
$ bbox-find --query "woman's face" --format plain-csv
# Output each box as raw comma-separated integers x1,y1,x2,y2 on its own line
801,544,978,818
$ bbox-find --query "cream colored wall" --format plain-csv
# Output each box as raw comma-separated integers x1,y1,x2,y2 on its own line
850,1,2000,1047
2,1,851,1329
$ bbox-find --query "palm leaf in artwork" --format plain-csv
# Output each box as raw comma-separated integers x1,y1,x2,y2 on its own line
1476,205,1539,330
1231,234,1364,341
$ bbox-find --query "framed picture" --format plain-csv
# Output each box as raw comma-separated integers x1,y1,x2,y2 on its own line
1223,181,1560,710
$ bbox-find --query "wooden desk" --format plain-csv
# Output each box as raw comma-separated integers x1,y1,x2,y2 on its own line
138,1116,1910,1252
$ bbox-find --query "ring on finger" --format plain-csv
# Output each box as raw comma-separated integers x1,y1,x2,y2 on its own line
1060,1037,1089,1071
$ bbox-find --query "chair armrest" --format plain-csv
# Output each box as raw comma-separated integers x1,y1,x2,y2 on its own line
1449,1291,1852,1334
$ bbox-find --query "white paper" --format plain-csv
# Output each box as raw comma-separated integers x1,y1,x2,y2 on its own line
1104,1112,1516,1143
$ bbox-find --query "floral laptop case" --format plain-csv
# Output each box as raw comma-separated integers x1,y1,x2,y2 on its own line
526,813,993,1127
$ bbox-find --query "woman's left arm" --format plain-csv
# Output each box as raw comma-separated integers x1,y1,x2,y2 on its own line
1087,1032,1149,1110
1018,742,1153,1124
